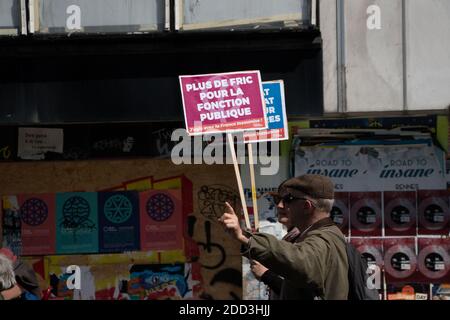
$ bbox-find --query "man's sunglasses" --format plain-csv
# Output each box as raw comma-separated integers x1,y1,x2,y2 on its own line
271,193,307,205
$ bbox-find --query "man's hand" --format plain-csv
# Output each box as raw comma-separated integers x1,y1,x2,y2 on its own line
218,202,249,244
250,260,268,280
0,284,23,300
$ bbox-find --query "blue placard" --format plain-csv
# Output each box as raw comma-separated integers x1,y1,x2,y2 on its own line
263,81,286,131
98,191,140,253
244,80,288,143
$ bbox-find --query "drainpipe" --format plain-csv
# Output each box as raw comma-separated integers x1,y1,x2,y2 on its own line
336,0,347,113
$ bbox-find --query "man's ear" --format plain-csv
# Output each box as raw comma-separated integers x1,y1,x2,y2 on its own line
303,200,314,211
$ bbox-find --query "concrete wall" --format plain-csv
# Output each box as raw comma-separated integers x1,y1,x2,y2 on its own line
406,0,450,110
322,0,450,113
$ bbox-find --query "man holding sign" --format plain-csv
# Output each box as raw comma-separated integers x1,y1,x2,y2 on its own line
219,174,350,300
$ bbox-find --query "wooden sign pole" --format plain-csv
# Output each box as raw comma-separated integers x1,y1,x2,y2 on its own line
247,143,259,231
227,133,251,230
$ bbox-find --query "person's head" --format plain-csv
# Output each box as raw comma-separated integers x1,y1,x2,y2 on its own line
274,174,335,230
0,248,17,264
0,253,16,291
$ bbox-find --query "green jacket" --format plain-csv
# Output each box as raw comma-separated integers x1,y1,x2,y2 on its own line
242,218,349,300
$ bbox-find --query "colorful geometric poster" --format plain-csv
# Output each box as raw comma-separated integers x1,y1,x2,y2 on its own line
18,194,56,255
153,176,195,259
98,191,140,253
139,190,183,251
56,193,99,254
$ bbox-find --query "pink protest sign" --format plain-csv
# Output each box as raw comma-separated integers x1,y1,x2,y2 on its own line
179,71,268,135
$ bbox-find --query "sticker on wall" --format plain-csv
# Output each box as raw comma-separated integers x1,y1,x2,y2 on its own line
350,192,382,236
351,238,384,268
418,190,449,235
139,190,183,251
431,283,450,300
384,191,417,236
387,283,429,300
417,238,450,282
384,238,418,282
56,192,99,254
18,194,56,255
98,191,140,253
331,192,349,236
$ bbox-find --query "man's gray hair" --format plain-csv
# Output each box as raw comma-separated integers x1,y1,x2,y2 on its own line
0,253,16,291
309,198,335,213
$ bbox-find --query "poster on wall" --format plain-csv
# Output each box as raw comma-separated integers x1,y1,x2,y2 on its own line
417,238,450,283
418,190,449,235
98,192,140,253
350,238,384,269
18,194,56,255
1,196,22,256
350,192,382,237
56,192,99,254
294,144,446,192
384,238,418,283
331,192,349,237
384,191,417,236
139,190,183,251
179,71,267,135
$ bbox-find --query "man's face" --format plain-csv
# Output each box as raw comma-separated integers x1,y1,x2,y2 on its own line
276,191,312,229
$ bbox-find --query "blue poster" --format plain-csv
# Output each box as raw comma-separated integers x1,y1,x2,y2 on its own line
98,191,140,253
244,80,288,143
56,192,99,254
263,81,286,131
